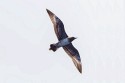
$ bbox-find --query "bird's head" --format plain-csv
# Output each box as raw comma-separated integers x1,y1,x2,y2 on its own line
69,37,77,42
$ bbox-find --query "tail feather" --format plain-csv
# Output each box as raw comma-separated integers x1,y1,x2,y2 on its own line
49,44,58,52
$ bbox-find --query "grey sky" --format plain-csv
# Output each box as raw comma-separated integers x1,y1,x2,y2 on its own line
0,0,125,83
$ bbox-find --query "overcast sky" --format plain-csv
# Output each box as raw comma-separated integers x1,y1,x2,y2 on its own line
0,0,125,83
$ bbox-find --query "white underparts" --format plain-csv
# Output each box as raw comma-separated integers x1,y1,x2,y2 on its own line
55,38,70,47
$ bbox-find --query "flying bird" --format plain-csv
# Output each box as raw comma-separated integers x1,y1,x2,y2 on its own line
46,9,82,73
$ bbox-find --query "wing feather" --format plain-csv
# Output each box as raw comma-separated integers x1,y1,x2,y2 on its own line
46,9,68,40
63,44,82,73
47,9,82,73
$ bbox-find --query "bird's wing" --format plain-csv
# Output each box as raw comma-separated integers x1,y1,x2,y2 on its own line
46,9,68,41
63,43,82,73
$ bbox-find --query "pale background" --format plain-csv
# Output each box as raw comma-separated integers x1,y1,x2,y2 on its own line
0,0,125,83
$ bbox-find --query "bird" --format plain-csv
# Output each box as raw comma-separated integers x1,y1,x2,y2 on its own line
46,9,82,73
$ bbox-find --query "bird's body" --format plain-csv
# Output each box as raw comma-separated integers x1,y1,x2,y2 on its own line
56,38,70,47
46,9,82,73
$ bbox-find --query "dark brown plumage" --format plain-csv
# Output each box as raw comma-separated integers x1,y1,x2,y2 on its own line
46,9,82,73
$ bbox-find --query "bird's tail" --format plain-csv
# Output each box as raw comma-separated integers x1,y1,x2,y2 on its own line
49,44,58,52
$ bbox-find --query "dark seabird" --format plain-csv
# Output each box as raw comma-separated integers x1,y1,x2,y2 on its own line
46,9,82,73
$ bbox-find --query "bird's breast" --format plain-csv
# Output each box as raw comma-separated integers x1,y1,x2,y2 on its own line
56,38,70,47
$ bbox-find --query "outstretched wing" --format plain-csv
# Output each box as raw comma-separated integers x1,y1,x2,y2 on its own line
46,9,68,41
63,43,82,73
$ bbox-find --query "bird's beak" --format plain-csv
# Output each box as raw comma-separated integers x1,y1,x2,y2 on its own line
75,37,77,39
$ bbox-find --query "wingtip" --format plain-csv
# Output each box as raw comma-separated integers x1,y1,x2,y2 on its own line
75,62,82,74
46,9,53,15
46,9,56,24
46,8,49,12
78,63,82,74
46,9,50,14
78,66,82,74
72,56,82,74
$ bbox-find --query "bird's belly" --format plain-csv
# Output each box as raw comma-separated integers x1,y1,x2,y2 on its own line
56,38,70,47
